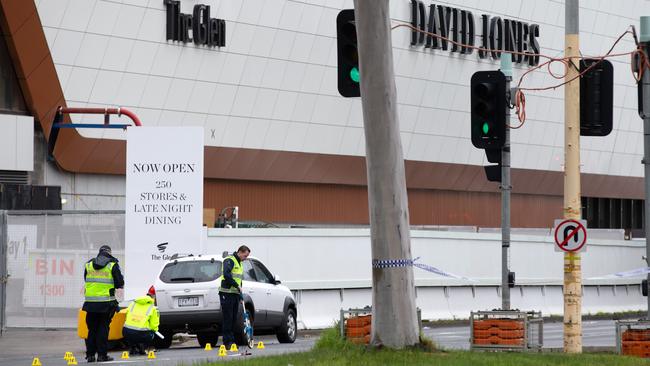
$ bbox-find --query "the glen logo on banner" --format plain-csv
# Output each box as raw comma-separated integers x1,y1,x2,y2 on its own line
164,0,225,47
410,0,541,66
125,127,204,300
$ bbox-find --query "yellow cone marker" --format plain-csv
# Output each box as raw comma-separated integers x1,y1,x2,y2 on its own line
147,350,156,359
218,347,227,357
229,343,238,352
121,351,130,359
64,351,73,360
31,358,42,366
257,341,265,349
219,345,226,352
67,357,78,365
204,343,212,351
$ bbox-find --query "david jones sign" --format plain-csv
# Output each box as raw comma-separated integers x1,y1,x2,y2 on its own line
410,0,541,66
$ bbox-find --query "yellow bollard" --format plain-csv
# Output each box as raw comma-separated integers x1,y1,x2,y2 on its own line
257,341,265,349
229,343,238,352
204,343,212,351
121,351,130,359
64,351,74,361
147,350,156,359
31,358,42,366
67,357,78,365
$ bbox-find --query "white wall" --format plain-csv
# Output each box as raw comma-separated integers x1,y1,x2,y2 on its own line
205,228,646,328
34,0,648,178
0,114,33,171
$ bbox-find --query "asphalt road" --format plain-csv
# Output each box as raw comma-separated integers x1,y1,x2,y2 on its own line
0,320,622,365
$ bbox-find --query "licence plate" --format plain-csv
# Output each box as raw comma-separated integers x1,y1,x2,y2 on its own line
177,296,199,307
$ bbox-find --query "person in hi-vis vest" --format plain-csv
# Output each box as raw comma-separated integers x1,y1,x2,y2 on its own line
83,245,124,363
122,286,160,355
219,245,250,348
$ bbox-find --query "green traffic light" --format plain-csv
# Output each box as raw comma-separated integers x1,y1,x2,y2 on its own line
350,67,360,83
482,122,489,135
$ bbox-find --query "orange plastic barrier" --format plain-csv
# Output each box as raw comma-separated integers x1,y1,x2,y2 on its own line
346,315,371,328
346,324,371,338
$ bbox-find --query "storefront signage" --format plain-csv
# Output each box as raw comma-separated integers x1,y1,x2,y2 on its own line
164,0,226,47
410,0,540,66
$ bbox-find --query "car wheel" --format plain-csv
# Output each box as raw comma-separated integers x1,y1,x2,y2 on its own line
276,308,297,343
197,331,219,348
153,330,173,349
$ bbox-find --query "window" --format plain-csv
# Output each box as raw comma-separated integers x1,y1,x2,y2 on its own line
582,196,645,237
159,260,222,283
251,260,275,284
0,20,27,114
242,260,257,281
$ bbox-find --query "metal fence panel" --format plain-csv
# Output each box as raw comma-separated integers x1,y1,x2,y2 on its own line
4,211,124,328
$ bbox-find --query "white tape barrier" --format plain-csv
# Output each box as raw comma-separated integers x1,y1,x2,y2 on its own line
372,257,476,282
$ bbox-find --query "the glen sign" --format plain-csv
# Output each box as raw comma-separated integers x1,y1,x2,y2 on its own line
410,0,541,66
164,0,226,47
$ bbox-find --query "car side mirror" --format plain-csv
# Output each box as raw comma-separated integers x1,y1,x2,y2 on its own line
274,275,281,285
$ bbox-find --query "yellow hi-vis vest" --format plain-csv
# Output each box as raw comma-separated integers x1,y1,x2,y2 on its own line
123,296,159,332
84,262,115,302
219,255,243,294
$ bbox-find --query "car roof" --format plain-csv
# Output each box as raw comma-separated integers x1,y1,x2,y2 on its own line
166,254,260,263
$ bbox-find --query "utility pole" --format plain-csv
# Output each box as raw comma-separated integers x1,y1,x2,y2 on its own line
500,54,512,311
353,0,419,348
563,0,582,353
639,16,650,320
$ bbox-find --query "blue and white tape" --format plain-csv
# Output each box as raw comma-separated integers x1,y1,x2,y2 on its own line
372,256,474,281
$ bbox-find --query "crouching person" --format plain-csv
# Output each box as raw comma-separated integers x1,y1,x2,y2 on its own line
122,287,160,355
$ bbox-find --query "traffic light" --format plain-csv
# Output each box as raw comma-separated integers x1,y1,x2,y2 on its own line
580,59,613,136
471,70,506,149
336,9,360,97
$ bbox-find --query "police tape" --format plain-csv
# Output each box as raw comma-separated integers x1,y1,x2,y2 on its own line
372,257,475,281
586,266,650,280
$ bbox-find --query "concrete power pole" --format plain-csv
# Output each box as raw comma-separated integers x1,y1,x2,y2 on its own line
563,0,583,353
353,0,419,348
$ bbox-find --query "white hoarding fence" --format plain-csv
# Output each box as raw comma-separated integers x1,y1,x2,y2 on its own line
125,127,204,300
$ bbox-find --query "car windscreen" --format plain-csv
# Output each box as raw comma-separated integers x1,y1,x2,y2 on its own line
159,260,222,283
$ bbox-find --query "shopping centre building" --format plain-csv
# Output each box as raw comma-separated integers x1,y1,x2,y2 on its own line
0,0,647,230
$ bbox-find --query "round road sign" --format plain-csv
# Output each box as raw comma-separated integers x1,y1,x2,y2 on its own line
553,219,587,252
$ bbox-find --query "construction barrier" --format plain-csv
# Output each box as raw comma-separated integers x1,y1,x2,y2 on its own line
616,320,650,358
470,310,543,351
340,308,421,345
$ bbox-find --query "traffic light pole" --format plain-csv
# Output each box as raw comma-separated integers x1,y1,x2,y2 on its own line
563,0,582,353
639,16,650,320
500,54,512,311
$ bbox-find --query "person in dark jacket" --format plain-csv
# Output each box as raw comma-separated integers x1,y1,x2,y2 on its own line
83,245,124,363
218,245,250,348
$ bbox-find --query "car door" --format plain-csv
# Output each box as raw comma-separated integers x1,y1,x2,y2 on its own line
250,259,286,326
242,259,267,325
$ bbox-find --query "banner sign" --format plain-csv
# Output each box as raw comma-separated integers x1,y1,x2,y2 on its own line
125,127,204,300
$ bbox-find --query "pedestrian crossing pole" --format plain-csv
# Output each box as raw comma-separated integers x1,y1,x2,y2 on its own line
563,0,582,354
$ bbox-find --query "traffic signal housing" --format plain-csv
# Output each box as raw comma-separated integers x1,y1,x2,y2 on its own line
336,9,360,97
471,71,506,149
580,59,613,136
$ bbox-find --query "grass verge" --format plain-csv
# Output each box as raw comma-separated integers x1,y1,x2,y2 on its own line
198,328,650,366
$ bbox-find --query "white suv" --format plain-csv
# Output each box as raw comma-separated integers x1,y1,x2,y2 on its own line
152,254,297,348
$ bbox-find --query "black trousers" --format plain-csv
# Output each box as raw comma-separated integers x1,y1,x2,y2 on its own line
219,292,239,346
122,327,154,349
85,311,114,357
